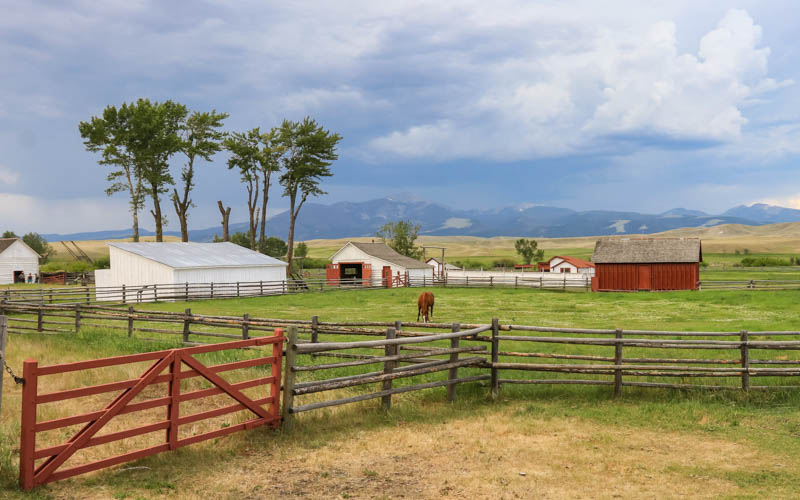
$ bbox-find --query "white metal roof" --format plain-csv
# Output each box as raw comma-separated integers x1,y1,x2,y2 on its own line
108,242,288,269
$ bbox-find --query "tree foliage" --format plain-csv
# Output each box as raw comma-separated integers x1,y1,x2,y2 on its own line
22,232,53,263
230,232,251,249
277,117,341,271
223,129,263,250
514,238,544,265
378,220,422,259
2,231,18,238
260,236,288,258
294,242,308,259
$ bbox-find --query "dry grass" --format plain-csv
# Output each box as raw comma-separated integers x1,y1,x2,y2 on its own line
48,236,181,261
43,403,799,499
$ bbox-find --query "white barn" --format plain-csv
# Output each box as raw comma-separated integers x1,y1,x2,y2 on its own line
0,238,40,284
425,257,460,278
328,242,434,287
95,242,287,301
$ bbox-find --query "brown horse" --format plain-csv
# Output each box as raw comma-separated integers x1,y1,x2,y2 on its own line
417,291,435,322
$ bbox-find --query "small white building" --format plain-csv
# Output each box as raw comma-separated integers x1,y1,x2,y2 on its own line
541,255,595,276
425,257,460,278
95,242,288,301
329,242,434,287
0,238,40,284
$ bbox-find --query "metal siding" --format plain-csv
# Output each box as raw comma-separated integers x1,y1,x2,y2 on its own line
173,266,286,285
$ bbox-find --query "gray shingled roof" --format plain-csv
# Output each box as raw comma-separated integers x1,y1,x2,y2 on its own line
591,238,702,264
349,242,431,269
0,238,17,255
108,242,288,269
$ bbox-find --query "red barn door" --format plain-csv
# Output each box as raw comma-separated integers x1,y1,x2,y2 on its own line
638,265,651,291
382,266,392,288
362,263,372,286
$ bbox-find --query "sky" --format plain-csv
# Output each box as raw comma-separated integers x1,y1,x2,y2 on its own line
2,1,800,233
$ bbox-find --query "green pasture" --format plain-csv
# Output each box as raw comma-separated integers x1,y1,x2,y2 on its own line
3,287,800,497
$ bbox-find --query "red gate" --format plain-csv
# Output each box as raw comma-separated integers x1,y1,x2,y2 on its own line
19,332,284,490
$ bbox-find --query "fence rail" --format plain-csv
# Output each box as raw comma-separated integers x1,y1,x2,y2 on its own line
698,279,800,290
18,332,284,490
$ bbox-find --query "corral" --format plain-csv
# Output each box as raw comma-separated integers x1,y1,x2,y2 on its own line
2,287,800,498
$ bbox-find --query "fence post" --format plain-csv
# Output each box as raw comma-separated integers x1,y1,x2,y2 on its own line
242,313,250,340
311,315,319,344
491,318,500,399
85,286,90,304
37,308,43,332
614,329,623,398
515,276,518,289
183,308,191,343
0,316,6,413
185,282,189,300
382,327,397,411
167,352,181,450
282,280,287,295
0,299,5,316
127,306,135,338
740,330,750,391
490,276,493,288
237,281,240,297
260,280,264,296
210,282,214,299
282,326,298,431
153,284,158,302
19,359,38,491
122,284,126,304
40,288,44,306
447,323,461,402
74,305,81,334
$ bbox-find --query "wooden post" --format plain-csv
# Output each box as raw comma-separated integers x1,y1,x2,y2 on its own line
122,284,126,304
447,323,460,402
48,291,52,304
490,276,493,288
74,305,81,334
237,281,240,297
563,273,567,290
281,326,298,430
741,330,750,391
0,316,7,413
37,308,43,332
0,299,5,317
167,353,181,450
127,306,134,338
185,282,189,300
210,282,214,299
153,284,158,302
260,280,264,296
85,286,90,304
19,359,38,491
382,327,397,410
311,315,319,344
282,280,286,295
515,276,518,289
183,308,191,343
242,313,250,340
491,318,500,399
614,329,623,398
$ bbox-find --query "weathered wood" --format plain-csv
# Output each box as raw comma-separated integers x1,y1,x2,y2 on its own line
292,374,491,413
382,327,396,410
127,306,134,338
448,324,460,402
499,378,614,386
491,318,499,399
183,309,191,343
242,313,249,340
614,329,623,398
311,315,319,344
293,345,486,372
281,326,298,430
37,309,43,332
74,305,81,334
296,325,490,354
741,330,750,391
0,316,7,412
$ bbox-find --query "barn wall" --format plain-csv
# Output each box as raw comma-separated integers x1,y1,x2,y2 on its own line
173,266,286,287
596,263,698,291
109,247,175,287
0,241,40,284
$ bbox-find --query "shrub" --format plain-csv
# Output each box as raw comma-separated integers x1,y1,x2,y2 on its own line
740,256,792,267
93,256,111,269
492,258,517,269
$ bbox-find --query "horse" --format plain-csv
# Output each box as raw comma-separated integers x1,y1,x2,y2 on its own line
417,291,435,323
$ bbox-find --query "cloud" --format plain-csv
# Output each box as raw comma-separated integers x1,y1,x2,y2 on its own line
371,8,791,161
0,166,20,186
0,193,132,233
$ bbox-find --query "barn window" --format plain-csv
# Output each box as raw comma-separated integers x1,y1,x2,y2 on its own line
560,268,571,273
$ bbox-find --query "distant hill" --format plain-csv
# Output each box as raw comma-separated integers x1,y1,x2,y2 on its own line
42,199,800,242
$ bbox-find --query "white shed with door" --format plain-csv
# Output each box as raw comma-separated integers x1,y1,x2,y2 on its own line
0,238,40,284
95,242,287,301
328,242,434,286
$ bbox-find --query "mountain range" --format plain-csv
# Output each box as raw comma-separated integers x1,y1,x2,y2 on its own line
42,200,800,242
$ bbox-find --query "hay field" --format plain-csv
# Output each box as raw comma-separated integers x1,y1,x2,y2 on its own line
49,235,181,261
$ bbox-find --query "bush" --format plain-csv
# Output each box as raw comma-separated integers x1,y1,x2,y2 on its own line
740,256,792,267
93,256,111,269
40,260,95,273
492,258,517,269
299,258,329,269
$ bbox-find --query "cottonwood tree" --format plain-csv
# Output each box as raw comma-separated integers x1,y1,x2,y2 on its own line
256,128,284,247
130,99,188,242
377,220,422,259
2,231,18,238
173,110,228,241
79,103,145,241
277,117,341,271
223,129,262,249
22,233,52,263
262,236,287,258
514,238,544,265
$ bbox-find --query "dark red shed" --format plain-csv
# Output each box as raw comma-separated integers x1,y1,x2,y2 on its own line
591,238,702,291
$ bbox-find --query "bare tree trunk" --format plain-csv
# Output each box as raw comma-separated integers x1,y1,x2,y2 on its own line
172,191,189,242
150,182,164,242
286,193,306,274
131,206,140,242
217,201,231,241
259,171,272,246
247,181,259,249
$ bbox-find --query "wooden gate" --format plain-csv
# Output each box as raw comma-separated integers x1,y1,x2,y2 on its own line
19,333,284,490
382,266,392,288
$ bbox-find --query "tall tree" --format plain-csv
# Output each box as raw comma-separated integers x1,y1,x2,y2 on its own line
172,110,228,241
377,220,422,259
129,99,188,242
223,129,262,249
277,118,341,271
22,233,52,263
256,128,284,248
514,238,544,265
79,103,145,241
2,231,18,238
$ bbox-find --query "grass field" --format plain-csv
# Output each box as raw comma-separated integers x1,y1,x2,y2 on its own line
3,287,800,498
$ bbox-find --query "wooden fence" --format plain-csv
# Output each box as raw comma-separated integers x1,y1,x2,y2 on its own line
698,279,800,290
18,333,284,490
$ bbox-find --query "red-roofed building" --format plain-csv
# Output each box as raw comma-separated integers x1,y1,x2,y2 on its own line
538,256,595,276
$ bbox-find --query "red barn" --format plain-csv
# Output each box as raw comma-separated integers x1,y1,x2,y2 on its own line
591,238,702,291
